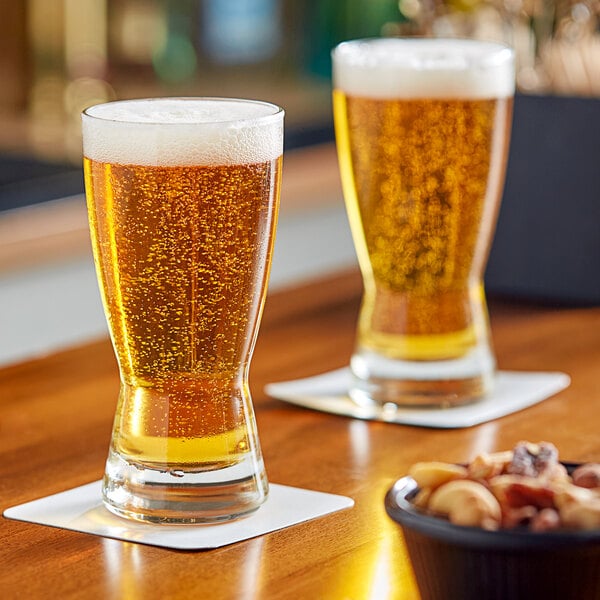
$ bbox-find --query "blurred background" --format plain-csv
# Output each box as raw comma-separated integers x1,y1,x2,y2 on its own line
0,0,598,165
0,0,599,366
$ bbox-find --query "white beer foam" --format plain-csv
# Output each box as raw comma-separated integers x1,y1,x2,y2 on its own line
333,38,515,99
82,98,284,166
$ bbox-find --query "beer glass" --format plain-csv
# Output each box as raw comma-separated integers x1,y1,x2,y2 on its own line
332,39,515,408
82,98,283,522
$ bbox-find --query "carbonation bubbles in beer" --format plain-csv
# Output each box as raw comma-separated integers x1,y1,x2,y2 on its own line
83,98,283,522
332,39,515,407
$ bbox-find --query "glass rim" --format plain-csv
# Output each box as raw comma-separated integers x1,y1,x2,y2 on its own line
82,97,285,127
331,37,515,64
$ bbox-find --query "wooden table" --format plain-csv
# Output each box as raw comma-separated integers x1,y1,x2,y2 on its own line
1,269,599,599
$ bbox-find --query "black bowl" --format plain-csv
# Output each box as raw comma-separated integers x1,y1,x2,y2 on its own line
385,464,600,600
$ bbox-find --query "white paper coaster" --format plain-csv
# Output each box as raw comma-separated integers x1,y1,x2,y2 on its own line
265,369,570,429
3,481,353,550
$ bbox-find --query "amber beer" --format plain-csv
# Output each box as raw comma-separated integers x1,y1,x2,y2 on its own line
332,39,515,407
82,98,283,522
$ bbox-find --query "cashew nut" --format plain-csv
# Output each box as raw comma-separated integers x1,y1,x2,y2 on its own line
408,461,467,490
559,499,600,530
468,451,513,479
428,479,502,530
554,481,598,510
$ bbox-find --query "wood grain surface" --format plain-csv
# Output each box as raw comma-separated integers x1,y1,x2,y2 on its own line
1,269,599,600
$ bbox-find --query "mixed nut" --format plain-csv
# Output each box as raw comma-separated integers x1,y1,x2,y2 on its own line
408,442,600,532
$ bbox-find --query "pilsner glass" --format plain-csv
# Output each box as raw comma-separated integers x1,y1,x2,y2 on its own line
82,98,283,522
332,39,515,408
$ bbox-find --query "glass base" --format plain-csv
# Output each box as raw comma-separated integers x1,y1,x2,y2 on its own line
350,344,495,408
102,449,269,524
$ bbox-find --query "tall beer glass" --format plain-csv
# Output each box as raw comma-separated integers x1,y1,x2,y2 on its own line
82,98,283,522
332,39,514,408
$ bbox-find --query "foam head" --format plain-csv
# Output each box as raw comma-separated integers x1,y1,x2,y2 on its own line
82,98,284,166
332,38,515,99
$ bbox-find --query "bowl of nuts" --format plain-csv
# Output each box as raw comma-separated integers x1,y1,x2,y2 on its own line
385,442,600,600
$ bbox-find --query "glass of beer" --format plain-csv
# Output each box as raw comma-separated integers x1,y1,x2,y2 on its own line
82,98,283,522
332,39,515,408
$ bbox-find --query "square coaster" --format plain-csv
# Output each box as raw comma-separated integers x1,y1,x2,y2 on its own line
3,481,354,550
265,369,570,429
